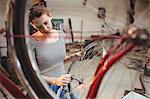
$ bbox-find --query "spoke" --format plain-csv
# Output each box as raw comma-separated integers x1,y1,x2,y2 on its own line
65,41,105,98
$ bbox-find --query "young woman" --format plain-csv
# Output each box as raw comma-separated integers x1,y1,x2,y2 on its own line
29,5,79,98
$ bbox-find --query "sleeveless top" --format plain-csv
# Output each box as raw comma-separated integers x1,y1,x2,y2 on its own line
30,30,66,77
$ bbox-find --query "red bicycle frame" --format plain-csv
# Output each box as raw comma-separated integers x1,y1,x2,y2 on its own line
0,70,29,98
86,28,149,98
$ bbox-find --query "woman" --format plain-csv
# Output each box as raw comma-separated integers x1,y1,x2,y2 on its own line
29,5,79,98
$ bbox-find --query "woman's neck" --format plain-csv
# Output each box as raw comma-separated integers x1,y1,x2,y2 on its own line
32,30,59,43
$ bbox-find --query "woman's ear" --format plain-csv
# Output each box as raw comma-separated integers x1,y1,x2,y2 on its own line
48,12,52,19
48,9,52,18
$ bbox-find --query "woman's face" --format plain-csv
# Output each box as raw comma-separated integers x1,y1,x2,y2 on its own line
32,14,52,34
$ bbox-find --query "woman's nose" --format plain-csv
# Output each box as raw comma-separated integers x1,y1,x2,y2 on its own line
42,25,49,31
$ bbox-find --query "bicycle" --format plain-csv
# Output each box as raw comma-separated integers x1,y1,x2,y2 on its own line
86,27,150,98
1,0,150,99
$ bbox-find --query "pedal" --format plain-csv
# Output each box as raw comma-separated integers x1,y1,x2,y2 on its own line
124,88,145,97
124,90,131,96
144,65,150,76
134,88,145,95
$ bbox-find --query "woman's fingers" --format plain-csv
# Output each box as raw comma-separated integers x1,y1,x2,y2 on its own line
61,74,71,84
55,74,72,86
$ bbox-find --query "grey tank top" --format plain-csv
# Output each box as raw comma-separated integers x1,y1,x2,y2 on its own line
30,30,66,77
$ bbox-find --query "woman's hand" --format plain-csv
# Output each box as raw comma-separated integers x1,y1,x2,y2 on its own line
53,74,72,86
73,51,82,60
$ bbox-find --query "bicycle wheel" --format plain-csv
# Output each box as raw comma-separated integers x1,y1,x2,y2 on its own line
64,41,106,98
6,0,56,98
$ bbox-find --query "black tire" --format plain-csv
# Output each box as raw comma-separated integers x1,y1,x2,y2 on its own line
7,0,55,98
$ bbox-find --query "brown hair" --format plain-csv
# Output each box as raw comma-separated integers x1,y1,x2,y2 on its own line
29,5,51,22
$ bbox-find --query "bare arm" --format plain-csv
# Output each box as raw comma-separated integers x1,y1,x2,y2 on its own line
64,55,73,63
41,74,72,86
64,51,82,63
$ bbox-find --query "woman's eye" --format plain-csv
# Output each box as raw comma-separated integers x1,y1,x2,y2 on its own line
36,25,42,29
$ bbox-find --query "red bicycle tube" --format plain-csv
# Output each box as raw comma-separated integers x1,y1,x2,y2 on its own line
87,42,136,98
95,35,129,75
0,70,28,98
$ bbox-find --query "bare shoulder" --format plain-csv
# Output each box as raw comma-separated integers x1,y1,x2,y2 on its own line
31,31,44,40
